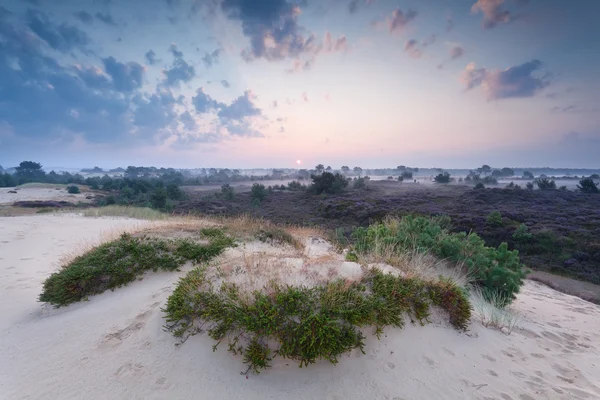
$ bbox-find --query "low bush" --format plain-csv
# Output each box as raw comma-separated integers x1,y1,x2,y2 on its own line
577,177,599,194
163,267,471,374
39,231,234,307
474,182,485,190
221,183,235,200
512,224,532,242
353,177,367,189
309,172,348,194
251,183,267,202
287,181,306,191
351,216,526,302
433,172,451,184
486,211,503,227
256,227,302,249
525,182,534,190
535,178,556,190
67,185,80,194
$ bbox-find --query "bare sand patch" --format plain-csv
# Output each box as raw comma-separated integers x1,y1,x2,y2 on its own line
1,214,599,400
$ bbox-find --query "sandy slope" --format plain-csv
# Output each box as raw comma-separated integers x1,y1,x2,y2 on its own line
0,215,599,400
0,186,91,205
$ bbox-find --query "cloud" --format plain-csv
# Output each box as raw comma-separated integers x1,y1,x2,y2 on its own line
218,91,261,120
192,87,222,113
302,92,309,102
27,9,90,53
95,12,117,26
471,0,513,29
272,100,278,108
323,31,348,53
446,16,454,32
75,65,112,89
449,45,465,60
422,35,436,47
164,44,196,86
145,49,160,65
102,56,145,92
387,8,417,34
461,60,550,100
132,89,179,130
404,39,422,58
179,110,198,130
74,11,94,24
202,48,221,67
221,79,230,88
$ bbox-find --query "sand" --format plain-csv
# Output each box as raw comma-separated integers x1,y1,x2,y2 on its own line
0,186,92,205
1,215,599,400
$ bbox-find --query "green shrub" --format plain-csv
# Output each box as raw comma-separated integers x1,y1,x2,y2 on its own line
525,182,534,190
512,224,533,242
351,216,526,301
577,177,599,194
221,183,235,200
251,183,267,202
535,178,556,190
309,172,348,194
486,211,503,227
474,182,485,190
433,172,451,183
287,181,306,191
67,185,80,194
39,233,234,307
163,267,471,374
353,177,366,189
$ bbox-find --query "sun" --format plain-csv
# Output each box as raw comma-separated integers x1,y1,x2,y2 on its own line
296,159,302,165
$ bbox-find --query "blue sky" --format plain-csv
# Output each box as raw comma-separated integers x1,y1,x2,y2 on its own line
0,0,599,169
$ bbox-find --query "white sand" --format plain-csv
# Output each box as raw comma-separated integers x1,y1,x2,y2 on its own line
0,186,91,205
1,215,599,400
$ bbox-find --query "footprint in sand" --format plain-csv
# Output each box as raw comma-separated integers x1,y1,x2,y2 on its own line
481,354,496,362
100,309,153,347
384,361,396,372
114,362,144,379
487,369,498,377
442,347,455,357
530,353,545,359
423,356,436,367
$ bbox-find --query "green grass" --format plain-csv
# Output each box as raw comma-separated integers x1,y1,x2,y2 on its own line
83,205,167,220
39,231,235,307
163,267,471,374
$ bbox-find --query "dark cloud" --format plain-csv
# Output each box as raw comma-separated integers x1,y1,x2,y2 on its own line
179,110,198,130
164,44,195,86
221,0,319,62
132,89,178,130
218,91,261,120
462,60,550,100
145,49,160,65
471,0,513,29
102,56,145,92
202,48,221,68
27,9,90,53
348,0,359,14
221,79,230,88
74,11,94,24
404,39,422,58
449,45,465,60
75,65,112,90
388,8,417,33
192,87,222,113
95,12,117,26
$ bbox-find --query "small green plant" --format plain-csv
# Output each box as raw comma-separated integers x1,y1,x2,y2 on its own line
163,267,471,374
433,172,451,184
67,185,80,194
486,211,503,227
39,232,235,307
221,183,234,200
345,251,358,262
512,224,533,242
577,177,599,194
251,183,267,202
535,178,556,190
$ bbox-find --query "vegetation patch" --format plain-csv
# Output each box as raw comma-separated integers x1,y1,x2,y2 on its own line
163,267,471,374
256,227,302,249
39,231,234,307
350,216,527,302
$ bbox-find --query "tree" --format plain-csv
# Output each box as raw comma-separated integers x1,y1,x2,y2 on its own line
535,178,556,190
433,172,451,183
401,171,413,179
15,161,46,183
67,185,80,194
577,177,599,194
353,166,363,176
396,165,406,171
251,183,267,202
315,164,325,174
309,172,348,194
341,166,350,174
221,183,235,200
477,165,491,176
325,166,332,172
501,167,514,177
297,169,310,180
522,170,534,179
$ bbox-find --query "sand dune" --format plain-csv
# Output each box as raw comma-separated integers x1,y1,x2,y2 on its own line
1,214,599,400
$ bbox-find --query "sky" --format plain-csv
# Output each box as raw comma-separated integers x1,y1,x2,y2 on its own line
0,0,599,169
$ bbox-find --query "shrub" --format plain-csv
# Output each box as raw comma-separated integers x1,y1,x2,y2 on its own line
535,178,556,190
67,185,80,194
150,186,168,209
512,224,533,242
474,182,485,190
558,185,567,191
39,232,235,307
486,211,503,227
163,267,471,374
287,180,306,191
221,183,235,200
309,172,348,194
353,177,366,189
525,182,534,190
401,171,413,180
577,177,599,194
251,183,267,202
351,216,526,301
433,172,451,184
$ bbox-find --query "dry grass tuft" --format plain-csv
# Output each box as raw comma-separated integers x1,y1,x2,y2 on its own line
470,287,522,334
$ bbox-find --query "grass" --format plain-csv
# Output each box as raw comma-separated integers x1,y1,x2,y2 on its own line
83,205,167,220
39,230,235,307
470,288,521,334
163,266,471,374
